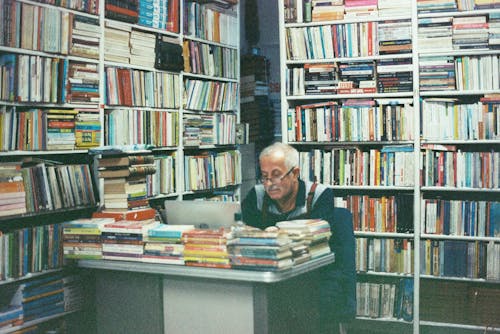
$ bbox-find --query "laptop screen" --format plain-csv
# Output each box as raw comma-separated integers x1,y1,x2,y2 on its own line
163,200,241,229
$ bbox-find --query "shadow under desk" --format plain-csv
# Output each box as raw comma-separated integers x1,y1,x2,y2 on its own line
77,254,335,334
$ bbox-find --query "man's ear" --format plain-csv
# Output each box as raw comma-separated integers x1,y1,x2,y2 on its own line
292,167,300,178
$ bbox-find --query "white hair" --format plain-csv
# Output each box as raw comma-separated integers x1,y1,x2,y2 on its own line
259,142,299,169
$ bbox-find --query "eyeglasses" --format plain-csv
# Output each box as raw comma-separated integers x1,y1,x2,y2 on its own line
258,167,295,184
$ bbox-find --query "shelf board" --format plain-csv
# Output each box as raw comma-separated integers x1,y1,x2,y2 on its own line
419,320,500,332
420,275,500,284
182,72,238,83
182,35,238,49
286,53,412,64
284,14,412,28
421,234,500,242
420,90,500,97
0,310,79,334
355,231,415,238
0,268,63,286
421,187,500,193
286,92,414,100
103,18,180,38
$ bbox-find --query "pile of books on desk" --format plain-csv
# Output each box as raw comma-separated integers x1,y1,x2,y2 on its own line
227,226,295,271
276,219,332,260
63,217,332,271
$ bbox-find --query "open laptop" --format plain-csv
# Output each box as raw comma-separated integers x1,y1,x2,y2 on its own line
163,200,241,229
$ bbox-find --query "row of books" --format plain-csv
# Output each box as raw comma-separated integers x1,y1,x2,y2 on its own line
183,150,241,192
335,195,414,233
0,224,63,281
105,109,179,148
184,40,238,79
420,239,500,280
297,146,415,187
286,61,412,96
285,19,411,60
105,0,179,32
417,0,500,14
0,160,96,217
287,99,414,142
421,148,499,189
105,67,181,108
0,272,85,331
356,238,413,274
184,1,238,47
356,279,413,321
418,14,500,52
183,112,236,146
423,199,500,237
0,54,65,104
285,0,412,23
1,4,99,57
184,79,238,112
20,0,99,15
0,107,101,151
421,98,499,141
419,55,500,92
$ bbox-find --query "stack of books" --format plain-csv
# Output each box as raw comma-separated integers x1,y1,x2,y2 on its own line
63,217,114,260
105,0,139,24
66,61,100,104
0,305,22,330
418,16,453,52
338,61,376,94
97,150,157,210
104,21,132,64
138,0,168,29
100,217,159,262
143,224,195,265
419,56,456,91
377,0,412,16
9,273,66,323
129,30,156,68
376,59,413,93
227,226,294,271
312,0,345,21
452,16,489,50
69,14,100,60
344,0,378,17
304,63,339,95
181,228,231,268
276,219,332,260
378,20,412,55
0,162,27,217
490,13,500,49
45,109,78,150
75,108,101,149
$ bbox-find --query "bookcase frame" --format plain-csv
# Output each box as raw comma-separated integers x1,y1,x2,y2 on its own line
278,1,500,333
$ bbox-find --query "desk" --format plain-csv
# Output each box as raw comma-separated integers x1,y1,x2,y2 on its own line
78,254,334,334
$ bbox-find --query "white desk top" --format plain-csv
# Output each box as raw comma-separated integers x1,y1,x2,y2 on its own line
77,253,335,283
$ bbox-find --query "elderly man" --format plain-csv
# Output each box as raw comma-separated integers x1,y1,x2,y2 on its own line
241,142,356,334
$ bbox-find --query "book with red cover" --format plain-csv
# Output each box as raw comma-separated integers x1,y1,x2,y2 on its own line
92,207,157,221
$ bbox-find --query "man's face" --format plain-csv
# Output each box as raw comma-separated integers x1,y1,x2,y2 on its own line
259,154,296,201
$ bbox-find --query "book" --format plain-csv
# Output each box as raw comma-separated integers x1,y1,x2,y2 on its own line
92,207,158,221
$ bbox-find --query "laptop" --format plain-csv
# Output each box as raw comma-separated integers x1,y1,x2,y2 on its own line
163,200,241,229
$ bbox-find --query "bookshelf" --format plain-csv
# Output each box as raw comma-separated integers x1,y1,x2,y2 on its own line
0,0,240,331
278,0,499,333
